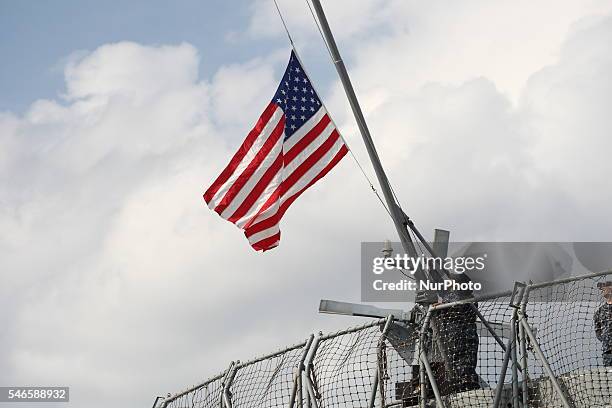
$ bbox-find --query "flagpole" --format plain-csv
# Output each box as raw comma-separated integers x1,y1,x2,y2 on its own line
309,0,420,259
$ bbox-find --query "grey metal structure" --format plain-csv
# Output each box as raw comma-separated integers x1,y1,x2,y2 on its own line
154,270,612,408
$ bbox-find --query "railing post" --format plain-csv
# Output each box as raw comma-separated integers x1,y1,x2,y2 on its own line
368,370,379,408
151,396,164,408
368,315,393,408
419,359,426,408
519,286,531,407
418,308,447,408
493,283,525,408
289,335,314,408
511,318,520,408
518,317,573,408
221,361,239,408
492,326,514,408
303,332,322,408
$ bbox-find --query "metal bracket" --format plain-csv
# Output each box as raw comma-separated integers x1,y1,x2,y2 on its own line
151,396,164,408
510,281,527,308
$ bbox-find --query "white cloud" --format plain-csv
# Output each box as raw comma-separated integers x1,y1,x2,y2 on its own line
1,3,612,408
0,40,361,408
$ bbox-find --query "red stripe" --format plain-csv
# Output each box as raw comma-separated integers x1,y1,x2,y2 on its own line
280,144,348,216
243,129,342,231
249,232,281,251
283,114,331,165
245,144,348,239
203,102,278,204
227,152,283,224
213,115,285,215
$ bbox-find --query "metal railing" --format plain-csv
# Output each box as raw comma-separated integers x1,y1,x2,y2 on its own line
154,270,612,408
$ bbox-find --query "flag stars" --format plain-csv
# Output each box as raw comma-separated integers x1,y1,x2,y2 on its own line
272,54,324,137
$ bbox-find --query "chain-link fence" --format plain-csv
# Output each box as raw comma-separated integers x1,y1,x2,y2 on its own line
154,270,612,408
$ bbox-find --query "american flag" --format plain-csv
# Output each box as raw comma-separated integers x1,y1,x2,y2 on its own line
204,51,348,251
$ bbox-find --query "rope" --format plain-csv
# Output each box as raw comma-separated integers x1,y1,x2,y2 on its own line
304,0,337,63
272,0,295,46
271,0,391,217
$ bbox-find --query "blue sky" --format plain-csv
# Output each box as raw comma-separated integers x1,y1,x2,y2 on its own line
0,0,281,112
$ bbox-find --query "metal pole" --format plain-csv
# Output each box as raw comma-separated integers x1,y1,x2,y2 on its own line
511,319,520,408
303,333,322,408
305,375,311,408
219,362,235,408
492,322,515,408
419,359,426,408
473,307,507,352
416,309,446,408
519,318,573,408
421,353,446,408
151,396,163,408
374,315,394,408
309,0,420,261
222,362,240,408
519,288,530,408
290,335,314,408
297,373,303,408
368,369,379,408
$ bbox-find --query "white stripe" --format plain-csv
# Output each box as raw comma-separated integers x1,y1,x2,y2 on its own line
281,136,345,202
245,137,346,228
219,139,283,219
284,120,334,170
282,107,327,152
207,106,283,209
233,119,335,228
234,171,282,228
247,224,280,247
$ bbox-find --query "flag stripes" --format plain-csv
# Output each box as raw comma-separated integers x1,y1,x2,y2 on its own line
203,51,347,251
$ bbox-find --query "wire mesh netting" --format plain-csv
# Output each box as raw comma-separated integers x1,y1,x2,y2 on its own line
521,273,612,408
164,372,225,408
310,323,383,407
157,271,612,408
231,344,306,408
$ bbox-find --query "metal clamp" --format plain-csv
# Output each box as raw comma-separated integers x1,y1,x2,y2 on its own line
510,281,527,308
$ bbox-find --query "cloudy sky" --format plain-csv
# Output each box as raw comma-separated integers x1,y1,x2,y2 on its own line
2,0,612,407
